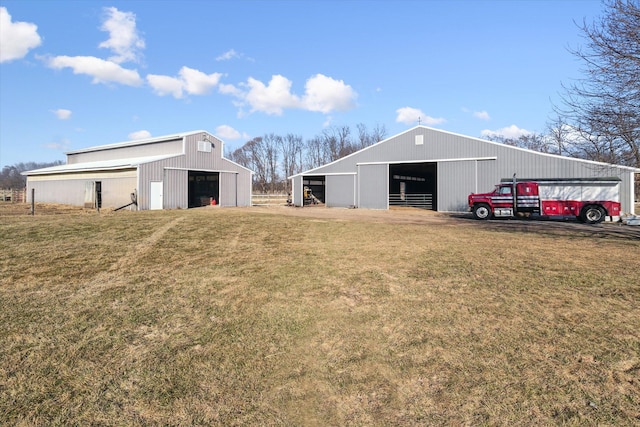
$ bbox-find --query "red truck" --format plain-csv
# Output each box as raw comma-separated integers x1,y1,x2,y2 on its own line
468,177,621,224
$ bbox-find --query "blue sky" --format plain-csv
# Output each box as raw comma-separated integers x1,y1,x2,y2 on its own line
0,0,604,168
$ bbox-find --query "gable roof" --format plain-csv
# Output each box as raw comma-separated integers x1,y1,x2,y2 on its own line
290,125,640,178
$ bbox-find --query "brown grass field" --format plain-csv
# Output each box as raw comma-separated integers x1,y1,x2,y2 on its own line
1,202,639,426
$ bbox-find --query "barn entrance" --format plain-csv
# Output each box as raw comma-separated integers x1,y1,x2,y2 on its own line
389,163,437,210
188,171,219,208
303,176,325,205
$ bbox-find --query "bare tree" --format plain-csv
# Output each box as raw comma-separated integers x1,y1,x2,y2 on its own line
304,136,328,170
278,134,304,190
556,0,640,167
356,122,388,150
356,123,372,151
234,137,267,192
484,133,555,153
262,133,281,192
545,115,571,156
227,145,251,169
371,122,388,145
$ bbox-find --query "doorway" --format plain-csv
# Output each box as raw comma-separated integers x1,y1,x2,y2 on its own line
389,163,437,210
189,171,219,208
302,176,325,205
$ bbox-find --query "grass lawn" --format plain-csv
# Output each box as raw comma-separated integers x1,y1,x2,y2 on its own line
1,204,639,425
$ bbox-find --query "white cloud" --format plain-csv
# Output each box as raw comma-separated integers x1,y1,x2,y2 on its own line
473,110,490,120
44,55,143,86
228,74,358,116
0,7,42,63
481,124,532,139
128,130,151,140
179,66,222,95
215,48,254,62
215,125,244,140
243,75,301,115
146,74,183,97
396,107,445,126
98,7,144,64
302,74,357,113
147,66,222,98
51,109,72,120
422,116,446,126
216,49,240,61
42,138,71,151
218,82,242,97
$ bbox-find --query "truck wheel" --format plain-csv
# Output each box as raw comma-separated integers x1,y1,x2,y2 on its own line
581,205,606,224
473,203,492,220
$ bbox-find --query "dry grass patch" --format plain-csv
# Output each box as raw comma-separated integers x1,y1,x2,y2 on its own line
1,206,639,425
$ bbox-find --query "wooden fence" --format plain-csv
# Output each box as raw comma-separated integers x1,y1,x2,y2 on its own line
0,188,26,203
251,193,290,206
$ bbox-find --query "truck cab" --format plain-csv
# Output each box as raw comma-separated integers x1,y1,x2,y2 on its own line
468,183,523,220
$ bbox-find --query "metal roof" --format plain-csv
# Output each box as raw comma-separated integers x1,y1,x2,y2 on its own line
22,154,180,176
289,125,640,178
64,130,211,155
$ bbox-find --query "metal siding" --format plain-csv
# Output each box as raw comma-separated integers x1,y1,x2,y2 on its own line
308,128,498,175
238,170,253,207
221,159,253,207
27,170,137,208
185,133,226,170
292,175,303,207
358,164,388,209
326,175,356,207
438,160,487,212
67,139,183,164
137,156,186,210
220,172,237,207
164,169,188,209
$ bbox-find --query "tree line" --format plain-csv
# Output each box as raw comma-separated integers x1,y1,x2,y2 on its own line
226,123,387,193
0,161,63,189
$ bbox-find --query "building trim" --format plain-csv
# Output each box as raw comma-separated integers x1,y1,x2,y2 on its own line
356,156,497,166
164,167,239,174
26,169,138,182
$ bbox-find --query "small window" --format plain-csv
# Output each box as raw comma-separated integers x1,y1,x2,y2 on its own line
415,135,424,145
197,140,212,153
499,186,512,195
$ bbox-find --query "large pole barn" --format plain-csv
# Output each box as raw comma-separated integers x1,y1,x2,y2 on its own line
24,131,253,210
289,126,639,215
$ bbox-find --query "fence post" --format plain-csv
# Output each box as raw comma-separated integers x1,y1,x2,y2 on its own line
31,188,35,216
